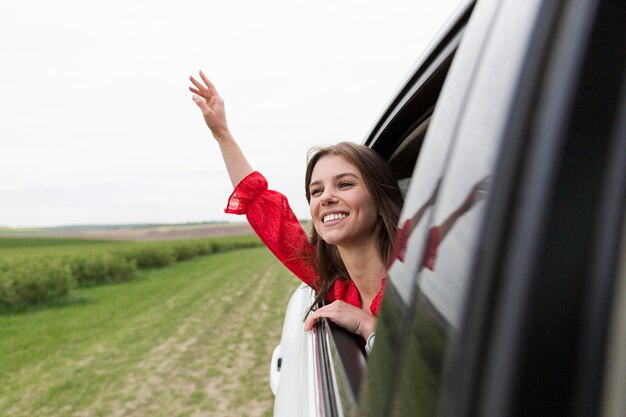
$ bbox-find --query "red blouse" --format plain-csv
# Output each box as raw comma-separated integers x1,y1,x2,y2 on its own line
225,171,386,315
391,218,440,270
224,171,439,316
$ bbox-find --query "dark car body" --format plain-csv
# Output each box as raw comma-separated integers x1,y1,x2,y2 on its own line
271,0,626,416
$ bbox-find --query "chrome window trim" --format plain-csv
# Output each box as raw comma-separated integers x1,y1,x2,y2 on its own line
310,317,369,417
313,318,342,417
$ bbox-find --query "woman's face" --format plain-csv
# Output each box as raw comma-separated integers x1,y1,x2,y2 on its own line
308,154,379,247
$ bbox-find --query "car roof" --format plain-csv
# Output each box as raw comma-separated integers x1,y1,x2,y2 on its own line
364,0,475,152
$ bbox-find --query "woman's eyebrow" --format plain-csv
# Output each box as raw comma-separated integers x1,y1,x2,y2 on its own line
309,179,322,188
334,173,359,181
309,173,360,189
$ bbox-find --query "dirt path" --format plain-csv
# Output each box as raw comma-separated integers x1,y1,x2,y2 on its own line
88,251,294,417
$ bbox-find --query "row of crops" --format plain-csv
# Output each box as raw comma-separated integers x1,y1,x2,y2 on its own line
0,236,262,308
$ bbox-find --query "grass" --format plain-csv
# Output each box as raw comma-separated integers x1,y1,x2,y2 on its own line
0,237,118,249
0,246,299,417
0,227,45,234
0,235,259,257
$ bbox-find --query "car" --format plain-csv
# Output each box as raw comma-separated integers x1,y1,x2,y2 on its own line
269,0,626,416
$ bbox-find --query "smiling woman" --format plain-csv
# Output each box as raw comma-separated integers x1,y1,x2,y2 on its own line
188,71,403,346
303,145,404,323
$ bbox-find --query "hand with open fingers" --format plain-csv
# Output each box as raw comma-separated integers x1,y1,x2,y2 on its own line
189,70,230,141
461,176,491,213
304,300,377,340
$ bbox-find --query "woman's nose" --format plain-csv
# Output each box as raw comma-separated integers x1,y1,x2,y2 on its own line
320,189,336,206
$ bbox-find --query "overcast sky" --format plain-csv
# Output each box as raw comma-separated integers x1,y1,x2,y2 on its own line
1,0,462,228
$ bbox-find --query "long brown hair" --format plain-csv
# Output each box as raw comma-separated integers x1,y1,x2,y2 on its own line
304,142,403,310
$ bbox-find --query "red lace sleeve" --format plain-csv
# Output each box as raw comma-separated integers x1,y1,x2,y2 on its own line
224,171,318,287
421,226,440,271
390,219,411,263
224,171,269,215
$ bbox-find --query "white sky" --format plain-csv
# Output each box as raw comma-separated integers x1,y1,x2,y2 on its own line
0,0,462,227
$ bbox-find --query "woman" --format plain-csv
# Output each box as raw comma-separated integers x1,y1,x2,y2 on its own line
189,71,403,347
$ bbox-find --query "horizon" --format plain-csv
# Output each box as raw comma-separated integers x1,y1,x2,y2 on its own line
0,220,244,230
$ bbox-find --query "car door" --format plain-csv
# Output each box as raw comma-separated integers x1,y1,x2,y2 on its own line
361,0,626,416
274,0,626,415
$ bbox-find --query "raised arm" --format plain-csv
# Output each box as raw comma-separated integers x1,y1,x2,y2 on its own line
189,71,253,187
437,177,489,242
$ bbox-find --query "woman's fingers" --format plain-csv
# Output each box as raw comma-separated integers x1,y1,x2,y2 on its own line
189,71,224,111
189,87,206,101
192,94,210,112
188,71,231,140
189,78,214,114
189,75,208,95
199,70,218,94
304,315,316,332
304,306,330,331
303,301,373,336
188,72,219,99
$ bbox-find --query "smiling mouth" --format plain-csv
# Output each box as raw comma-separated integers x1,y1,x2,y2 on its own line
322,213,348,223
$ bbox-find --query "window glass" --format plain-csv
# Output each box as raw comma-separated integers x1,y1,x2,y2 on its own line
601,209,626,417
387,121,459,306
389,102,500,417
388,117,431,190
359,109,457,417
358,10,469,413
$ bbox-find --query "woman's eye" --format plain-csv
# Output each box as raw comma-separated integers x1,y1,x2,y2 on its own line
338,182,353,188
311,189,323,197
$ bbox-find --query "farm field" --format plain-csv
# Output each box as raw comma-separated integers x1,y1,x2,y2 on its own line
0,238,299,417
0,223,255,241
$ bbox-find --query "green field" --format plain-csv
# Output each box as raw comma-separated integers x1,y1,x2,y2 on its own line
0,236,266,308
0,238,299,417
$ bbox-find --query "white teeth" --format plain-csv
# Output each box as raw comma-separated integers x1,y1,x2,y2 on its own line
323,213,347,223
